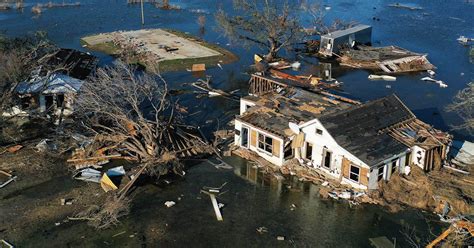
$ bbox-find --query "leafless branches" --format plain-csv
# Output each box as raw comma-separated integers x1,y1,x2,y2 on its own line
75,61,212,178
446,82,474,135
215,0,303,62
73,195,131,229
76,62,173,165
301,2,357,35
0,32,55,111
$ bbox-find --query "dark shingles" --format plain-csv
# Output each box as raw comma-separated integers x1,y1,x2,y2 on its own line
320,94,414,166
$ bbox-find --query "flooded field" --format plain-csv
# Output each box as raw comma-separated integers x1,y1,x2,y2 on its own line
0,0,473,247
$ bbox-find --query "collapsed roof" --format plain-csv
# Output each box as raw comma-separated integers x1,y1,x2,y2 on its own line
45,48,98,80
238,86,354,137
15,48,97,96
16,74,84,95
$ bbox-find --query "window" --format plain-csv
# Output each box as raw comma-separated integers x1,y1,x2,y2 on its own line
323,150,332,168
241,127,249,148
349,165,360,182
405,152,411,166
391,159,398,175
316,129,323,135
377,166,384,181
305,143,313,160
258,133,273,154
284,143,294,159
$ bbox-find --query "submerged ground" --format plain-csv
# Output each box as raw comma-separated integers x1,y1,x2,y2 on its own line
0,0,473,247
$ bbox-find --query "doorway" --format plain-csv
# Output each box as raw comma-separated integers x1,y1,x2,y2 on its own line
241,127,249,148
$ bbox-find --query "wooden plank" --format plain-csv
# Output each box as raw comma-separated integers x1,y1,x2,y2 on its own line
209,194,223,221
342,157,350,179
272,139,281,158
250,129,257,147
360,167,369,186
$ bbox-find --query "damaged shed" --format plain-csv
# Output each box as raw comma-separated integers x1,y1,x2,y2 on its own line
13,49,98,117
319,24,372,57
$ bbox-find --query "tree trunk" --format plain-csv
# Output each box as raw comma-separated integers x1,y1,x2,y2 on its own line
264,39,279,62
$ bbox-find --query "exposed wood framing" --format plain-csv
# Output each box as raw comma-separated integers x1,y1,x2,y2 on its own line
249,74,288,96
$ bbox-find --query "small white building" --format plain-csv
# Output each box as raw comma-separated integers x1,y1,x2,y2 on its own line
235,75,451,190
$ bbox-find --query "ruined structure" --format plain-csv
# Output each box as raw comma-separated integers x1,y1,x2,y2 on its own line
13,48,97,117
234,74,451,190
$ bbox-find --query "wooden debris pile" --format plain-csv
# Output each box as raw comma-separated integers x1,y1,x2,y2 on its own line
339,45,435,73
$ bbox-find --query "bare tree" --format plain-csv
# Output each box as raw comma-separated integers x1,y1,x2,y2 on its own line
301,2,357,35
75,62,210,176
446,82,474,135
0,32,54,111
215,0,302,62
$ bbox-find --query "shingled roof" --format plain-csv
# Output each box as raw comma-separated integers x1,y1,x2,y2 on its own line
319,94,415,167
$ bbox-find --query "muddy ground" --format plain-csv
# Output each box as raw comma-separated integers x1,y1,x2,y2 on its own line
0,144,106,244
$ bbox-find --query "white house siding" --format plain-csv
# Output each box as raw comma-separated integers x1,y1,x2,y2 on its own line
411,145,426,170
239,98,256,115
367,152,408,190
299,119,369,183
234,119,284,166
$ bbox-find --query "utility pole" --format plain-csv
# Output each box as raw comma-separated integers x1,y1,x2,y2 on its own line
140,0,145,25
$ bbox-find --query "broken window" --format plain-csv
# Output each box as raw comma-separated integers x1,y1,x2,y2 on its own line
349,165,360,182
316,129,323,135
377,166,384,181
391,159,398,175
322,149,332,168
56,94,65,108
405,152,411,166
241,127,249,148
284,142,293,159
258,133,273,154
306,142,313,160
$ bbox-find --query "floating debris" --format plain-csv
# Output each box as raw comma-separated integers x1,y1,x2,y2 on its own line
368,75,396,81
421,77,448,88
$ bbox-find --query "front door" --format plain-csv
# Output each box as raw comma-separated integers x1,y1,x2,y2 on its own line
241,127,249,148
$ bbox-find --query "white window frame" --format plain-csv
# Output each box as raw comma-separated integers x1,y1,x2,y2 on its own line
377,165,385,181
349,165,360,183
257,132,273,155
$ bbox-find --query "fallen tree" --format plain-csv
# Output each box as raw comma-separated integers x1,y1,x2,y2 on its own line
72,62,213,228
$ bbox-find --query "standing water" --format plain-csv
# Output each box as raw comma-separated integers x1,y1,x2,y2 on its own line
1,0,472,246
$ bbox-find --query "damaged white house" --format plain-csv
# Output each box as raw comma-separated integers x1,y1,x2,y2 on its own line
234,74,451,190
5,49,97,118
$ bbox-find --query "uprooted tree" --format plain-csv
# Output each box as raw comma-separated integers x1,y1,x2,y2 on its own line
215,0,302,62
446,82,474,136
73,62,212,228
75,62,211,176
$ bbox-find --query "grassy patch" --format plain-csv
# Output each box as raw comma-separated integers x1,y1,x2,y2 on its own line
80,39,120,55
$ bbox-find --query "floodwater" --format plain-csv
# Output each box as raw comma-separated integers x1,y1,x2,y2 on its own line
1,0,473,247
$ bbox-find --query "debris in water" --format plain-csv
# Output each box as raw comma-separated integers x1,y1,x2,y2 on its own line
421,77,448,88
388,3,423,10
164,201,176,208
368,74,396,81
457,36,473,45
